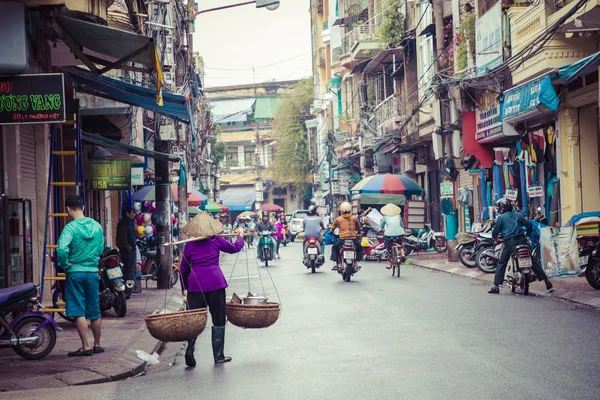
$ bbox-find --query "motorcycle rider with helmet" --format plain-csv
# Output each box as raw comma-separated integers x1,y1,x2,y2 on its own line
303,205,325,257
330,202,362,271
489,198,553,294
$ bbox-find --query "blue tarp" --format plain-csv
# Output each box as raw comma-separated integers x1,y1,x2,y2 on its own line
500,75,560,121
62,66,191,123
555,51,600,83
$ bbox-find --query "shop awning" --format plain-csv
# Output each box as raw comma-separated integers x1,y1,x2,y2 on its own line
219,186,256,211
62,67,191,123
82,131,179,162
53,15,160,76
553,51,600,84
500,75,560,123
351,59,373,74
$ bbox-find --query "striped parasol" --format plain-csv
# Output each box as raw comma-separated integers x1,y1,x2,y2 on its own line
351,174,423,196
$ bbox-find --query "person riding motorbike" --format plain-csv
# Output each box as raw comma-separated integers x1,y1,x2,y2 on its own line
303,205,325,257
330,202,362,271
255,213,277,256
488,198,553,294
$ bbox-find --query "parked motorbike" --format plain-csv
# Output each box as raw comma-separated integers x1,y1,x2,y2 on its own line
504,243,536,295
98,248,127,318
476,236,502,273
137,237,180,289
337,240,360,282
403,224,447,255
0,283,58,360
455,220,495,268
257,230,276,267
578,237,600,289
303,236,325,273
363,235,386,262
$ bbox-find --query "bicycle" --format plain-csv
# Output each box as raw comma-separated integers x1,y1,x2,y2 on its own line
390,242,405,278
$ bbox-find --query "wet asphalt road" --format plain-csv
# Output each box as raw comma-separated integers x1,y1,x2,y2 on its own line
6,241,600,400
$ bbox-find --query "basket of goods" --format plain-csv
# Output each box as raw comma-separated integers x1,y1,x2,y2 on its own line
225,293,281,329
145,308,208,342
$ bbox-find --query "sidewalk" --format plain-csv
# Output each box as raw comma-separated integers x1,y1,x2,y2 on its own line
0,282,183,392
409,253,600,310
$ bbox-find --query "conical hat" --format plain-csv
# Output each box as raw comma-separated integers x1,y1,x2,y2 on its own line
181,211,224,238
381,203,401,217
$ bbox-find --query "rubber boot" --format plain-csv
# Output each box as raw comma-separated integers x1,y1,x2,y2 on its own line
544,278,553,291
212,326,231,364
185,338,197,367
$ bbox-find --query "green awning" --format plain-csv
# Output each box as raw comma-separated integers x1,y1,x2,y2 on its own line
81,131,179,162
254,97,282,119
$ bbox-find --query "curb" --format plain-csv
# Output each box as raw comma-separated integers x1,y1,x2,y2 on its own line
52,295,183,387
409,260,600,312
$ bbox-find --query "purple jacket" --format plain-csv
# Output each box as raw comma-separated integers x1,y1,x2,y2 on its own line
180,236,244,293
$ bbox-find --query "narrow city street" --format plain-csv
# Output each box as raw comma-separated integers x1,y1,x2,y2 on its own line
7,241,600,400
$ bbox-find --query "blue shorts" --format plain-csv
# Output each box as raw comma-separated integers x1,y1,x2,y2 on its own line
65,272,101,320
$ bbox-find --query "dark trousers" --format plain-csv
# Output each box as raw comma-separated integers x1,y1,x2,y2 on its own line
494,236,548,286
330,238,363,262
120,249,136,283
187,288,226,326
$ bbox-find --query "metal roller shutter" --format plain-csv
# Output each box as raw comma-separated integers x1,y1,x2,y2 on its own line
19,125,37,202
458,169,473,189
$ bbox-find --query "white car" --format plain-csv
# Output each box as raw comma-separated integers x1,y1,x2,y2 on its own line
289,210,309,242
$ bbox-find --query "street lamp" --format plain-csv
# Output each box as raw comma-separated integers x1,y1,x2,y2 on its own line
191,0,280,18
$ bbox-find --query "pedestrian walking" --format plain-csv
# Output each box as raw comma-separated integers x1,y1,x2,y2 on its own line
179,213,245,367
116,205,137,297
56,195,105,357
380,203,405,269
274,216,283,259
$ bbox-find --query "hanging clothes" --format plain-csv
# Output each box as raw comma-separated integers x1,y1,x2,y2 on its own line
481,169,489,220
492,164,503,202
546,173,558,224
519,161,527,212
545,126,557,171
550,178,560,227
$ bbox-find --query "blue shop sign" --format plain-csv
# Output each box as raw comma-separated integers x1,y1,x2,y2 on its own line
500,75,560,121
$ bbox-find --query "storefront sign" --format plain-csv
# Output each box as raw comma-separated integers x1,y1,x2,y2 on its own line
475,2,503,75
476,91,503,142
0,74,66,125
527,185,544,198
501,75,560,121
505,189,518,201
131,167,144,186
90,160,132,190
440,182,454,197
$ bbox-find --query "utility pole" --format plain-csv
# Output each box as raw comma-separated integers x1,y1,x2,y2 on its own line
177,122,188,237
154,119,173,289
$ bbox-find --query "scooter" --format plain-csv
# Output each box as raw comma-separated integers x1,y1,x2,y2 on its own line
363,236,386,262
337,240,360,282
455,220,495,268
303,236,325,273
0,283,58,360
577,237,600,289
505,243,536,295
403,224,447,255
257,231,276,267
98,248,127,317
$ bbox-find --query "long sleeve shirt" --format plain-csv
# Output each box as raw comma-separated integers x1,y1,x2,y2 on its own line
491,211,531,240
180,236,244,293
331,214,361,240
380,215,405,237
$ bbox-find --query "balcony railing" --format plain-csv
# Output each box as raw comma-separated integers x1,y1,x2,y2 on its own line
332,46,344,62
374,94,399,128
343,22,379,57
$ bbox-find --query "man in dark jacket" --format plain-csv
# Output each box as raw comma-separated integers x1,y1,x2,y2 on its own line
116,206,136,296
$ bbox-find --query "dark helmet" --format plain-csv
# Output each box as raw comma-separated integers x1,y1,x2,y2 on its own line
496,198,513,214
308,205,317,215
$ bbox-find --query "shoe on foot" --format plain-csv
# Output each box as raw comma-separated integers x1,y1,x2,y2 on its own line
215,356,232,364
68,348,93,357
185,339,197,367
545,279,553,291
92,346,105,354
331,265,339,271
488,286,500,294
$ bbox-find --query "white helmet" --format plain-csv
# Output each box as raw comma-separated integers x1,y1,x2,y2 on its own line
340,202,352,213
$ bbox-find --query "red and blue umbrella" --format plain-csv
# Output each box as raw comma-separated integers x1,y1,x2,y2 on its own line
351,174,423,196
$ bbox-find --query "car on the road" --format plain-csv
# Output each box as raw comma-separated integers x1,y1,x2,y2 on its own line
289,210,308,242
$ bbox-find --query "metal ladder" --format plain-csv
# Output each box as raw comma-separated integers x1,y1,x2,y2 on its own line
38,105,85,315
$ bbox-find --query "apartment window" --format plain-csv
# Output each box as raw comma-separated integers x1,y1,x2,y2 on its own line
417,2,432,34
244,146,256,167
226,147,238,167
418,35,434,100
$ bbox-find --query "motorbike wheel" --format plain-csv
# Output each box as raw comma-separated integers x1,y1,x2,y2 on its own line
476,248,497,273
404,247,413,256
311,260,316,274
458,246,477,268
522,273,530,296
113,291,127,318
52,288,75,322
344,266,352,282
585,260,600,289
170,267,180,288
12,316,57,360
434,237,447,253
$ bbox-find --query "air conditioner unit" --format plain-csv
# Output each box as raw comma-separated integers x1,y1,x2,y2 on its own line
159,121,176,141
162,36,175,69
402,154,415,172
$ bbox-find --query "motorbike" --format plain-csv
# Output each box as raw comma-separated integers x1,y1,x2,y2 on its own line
137,237,180,289
303,236,325,273
0,283,58,360
98,248,127,318
455,220,495,268
337,240,360,282
257,230,276,267
364,237,386,262
475,235,502,273
281,225,290,247
403,224,447,255
578,237,600,289
504,243,536,295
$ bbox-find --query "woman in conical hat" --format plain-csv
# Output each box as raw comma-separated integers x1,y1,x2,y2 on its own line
179,212,244,367
380,203,405,269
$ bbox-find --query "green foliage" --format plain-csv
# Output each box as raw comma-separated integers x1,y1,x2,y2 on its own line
456,12,476,72
378,0,406,48
271,78,313,196
212,141,227,163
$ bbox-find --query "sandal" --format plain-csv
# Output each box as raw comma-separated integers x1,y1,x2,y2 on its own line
68,348,93,357
93,346,105,354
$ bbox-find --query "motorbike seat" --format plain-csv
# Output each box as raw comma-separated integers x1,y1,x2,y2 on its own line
512,245,531,257
0,283,37,307
144,250,157,258
479,232,493,239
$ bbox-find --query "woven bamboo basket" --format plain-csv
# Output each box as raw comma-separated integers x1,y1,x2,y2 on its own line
145,308,208,342
226,302,281,329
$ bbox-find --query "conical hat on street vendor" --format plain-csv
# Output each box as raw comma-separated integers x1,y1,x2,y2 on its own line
181,211,224,239
381,203,401,217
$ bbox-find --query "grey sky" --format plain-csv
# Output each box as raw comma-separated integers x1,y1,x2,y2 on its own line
192,0,313,88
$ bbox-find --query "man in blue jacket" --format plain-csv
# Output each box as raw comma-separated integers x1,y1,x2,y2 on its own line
57,195,105,356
